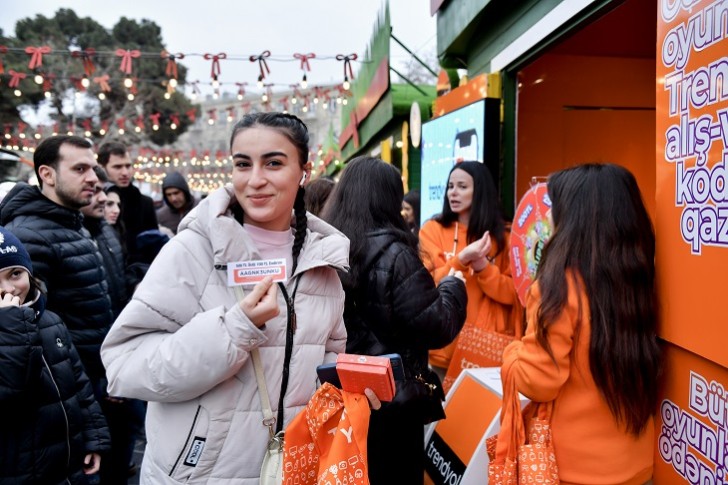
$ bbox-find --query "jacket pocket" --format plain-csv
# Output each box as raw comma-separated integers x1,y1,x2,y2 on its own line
168,405,210,481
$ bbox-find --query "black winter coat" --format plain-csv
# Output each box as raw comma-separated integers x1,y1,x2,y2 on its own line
0,184,115,383
0,292,110,484
114,184,158,255
83,217,129,319
341,228,467,483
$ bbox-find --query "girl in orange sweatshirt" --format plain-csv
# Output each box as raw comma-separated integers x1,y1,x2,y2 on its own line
420,161,520,391
503,164,660,485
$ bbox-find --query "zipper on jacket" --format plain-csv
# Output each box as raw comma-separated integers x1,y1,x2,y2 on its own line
42,353,71,473
169,405,202,476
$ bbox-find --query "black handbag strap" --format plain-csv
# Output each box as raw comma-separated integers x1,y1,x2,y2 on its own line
275,276,300,433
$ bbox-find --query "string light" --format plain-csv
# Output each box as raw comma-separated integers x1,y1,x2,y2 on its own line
34,74,43,85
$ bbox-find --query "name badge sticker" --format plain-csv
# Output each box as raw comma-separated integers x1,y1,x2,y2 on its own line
227,259,287,286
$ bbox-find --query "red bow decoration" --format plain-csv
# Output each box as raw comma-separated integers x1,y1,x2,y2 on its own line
236,82,247,97
25,46,52,69
70,75,86,91
190,80,201,96
52,122,59,134
289,85,303,99
149,113,161,126
94,74,111,92
17,121,27,134
207,108,217,122
226,107,235,119
170,114,180,126
115,49,141,74
336,53,358,79
42,73,56,92
8,70,27,88
0,46,8,74
203,52,227,79
293,52,315,71
249,50,271,80
189,149,197,159
161,50,184,79
101,120,110,132
116,117,126,130
279,96,289,111
71,48,96,76
81,119,92,131
186,108,197,123
134,115,145,129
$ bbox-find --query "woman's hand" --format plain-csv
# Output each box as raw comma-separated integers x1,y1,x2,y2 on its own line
364,388,382,410
458,231,492,270
0,292,20,308
83,453,101,474
239,277,280,328
447,268,466,283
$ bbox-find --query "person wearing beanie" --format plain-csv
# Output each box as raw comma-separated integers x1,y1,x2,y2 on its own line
0,225,111,483
156,171,198,234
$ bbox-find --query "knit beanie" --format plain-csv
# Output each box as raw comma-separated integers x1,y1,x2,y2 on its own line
0,226,33,275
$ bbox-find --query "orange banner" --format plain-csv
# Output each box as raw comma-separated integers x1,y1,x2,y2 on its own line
656,0,728,367
653,343,728,483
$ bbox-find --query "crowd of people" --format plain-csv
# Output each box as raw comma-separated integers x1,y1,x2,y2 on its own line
0,111,659,485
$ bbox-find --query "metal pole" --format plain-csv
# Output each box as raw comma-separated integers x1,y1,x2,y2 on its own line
390,29,438,78
389,66,429,96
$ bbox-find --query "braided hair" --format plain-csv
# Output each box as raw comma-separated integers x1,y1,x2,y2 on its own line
229,112,309,274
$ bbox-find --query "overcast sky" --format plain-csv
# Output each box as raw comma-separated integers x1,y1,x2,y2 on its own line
1,0,438,97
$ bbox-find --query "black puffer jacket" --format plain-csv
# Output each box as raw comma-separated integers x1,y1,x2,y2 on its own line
343,229,467,370
83,217,129,319
341,228,466,483
0,291,110,484
0,183,114,383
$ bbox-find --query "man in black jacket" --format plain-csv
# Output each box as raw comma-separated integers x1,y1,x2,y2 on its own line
97,141,158,257
0,135,118,479
0,136,114,383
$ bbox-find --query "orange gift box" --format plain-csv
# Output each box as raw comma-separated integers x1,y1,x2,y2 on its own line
335,353,396,402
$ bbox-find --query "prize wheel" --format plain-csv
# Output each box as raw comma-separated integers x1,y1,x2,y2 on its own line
510,182,553,306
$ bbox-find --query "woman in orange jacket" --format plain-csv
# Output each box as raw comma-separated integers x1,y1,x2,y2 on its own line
419,161,520,390
503,164,660,485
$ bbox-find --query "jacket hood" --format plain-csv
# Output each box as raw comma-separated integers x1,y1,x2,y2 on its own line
162,172,192,208
360,228,413,270
0,182,84,230
179,184,349,274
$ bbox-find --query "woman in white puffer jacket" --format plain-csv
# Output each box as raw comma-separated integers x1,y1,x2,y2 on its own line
101,112,349,484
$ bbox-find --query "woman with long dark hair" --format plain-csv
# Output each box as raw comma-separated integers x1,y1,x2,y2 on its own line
503,163,660,484
322,156,466,484
101,112,352,482
419,161,520,390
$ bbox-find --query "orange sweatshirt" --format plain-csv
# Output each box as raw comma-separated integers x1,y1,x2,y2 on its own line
419,220,519,369
502,279,654,485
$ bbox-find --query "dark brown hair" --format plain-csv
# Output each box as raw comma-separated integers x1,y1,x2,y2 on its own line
535,163,660,435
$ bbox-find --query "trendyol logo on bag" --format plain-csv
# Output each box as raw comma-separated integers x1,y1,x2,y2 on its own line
658,371,728,484
425,432,465,485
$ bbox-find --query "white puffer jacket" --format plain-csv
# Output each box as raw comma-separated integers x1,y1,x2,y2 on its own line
101,185,348,484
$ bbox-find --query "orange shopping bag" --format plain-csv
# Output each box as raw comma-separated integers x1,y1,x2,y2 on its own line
487,361,559,484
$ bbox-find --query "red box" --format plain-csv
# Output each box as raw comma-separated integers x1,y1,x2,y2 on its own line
335,353,396,402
